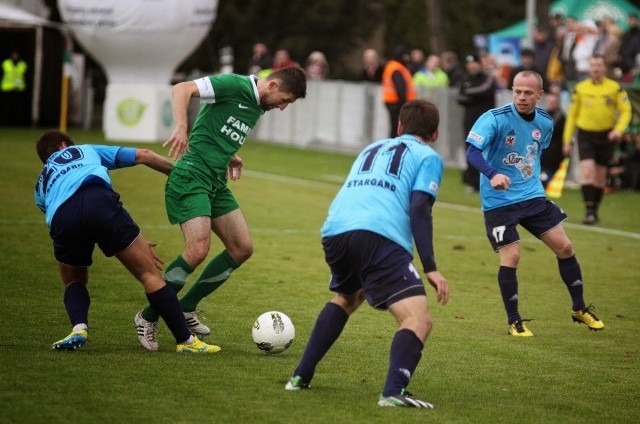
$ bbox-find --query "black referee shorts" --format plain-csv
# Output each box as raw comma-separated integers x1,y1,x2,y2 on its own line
576,129,615,166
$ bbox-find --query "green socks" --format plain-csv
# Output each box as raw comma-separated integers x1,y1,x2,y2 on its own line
180,250,238,312
142,250,239,321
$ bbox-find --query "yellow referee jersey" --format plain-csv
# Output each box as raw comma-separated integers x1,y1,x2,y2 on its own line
562,77,632,145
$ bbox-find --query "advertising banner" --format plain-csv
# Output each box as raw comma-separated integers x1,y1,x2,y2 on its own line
104,83,173,141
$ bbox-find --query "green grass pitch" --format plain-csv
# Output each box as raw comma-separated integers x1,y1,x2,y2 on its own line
1,128,638,423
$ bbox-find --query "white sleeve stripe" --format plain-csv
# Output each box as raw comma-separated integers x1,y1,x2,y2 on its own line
194,77,215,100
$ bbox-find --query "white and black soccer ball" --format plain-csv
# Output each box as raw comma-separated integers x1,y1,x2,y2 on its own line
252,311,295,354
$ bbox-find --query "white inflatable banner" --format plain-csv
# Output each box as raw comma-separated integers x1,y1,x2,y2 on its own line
58,0,217,141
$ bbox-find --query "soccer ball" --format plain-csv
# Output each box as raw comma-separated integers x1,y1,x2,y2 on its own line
252,311,295,354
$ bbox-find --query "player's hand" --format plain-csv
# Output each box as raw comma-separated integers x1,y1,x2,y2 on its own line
608,129,622,142
228,154,244,181
490,174,511,190
562,143,572,157
426,271,449,305
146,241,165,271
163,125,190,161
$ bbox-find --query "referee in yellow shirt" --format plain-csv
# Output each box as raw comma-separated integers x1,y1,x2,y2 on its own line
563,54,631,225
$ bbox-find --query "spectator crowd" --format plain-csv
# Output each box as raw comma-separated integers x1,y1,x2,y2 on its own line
241,9,640,193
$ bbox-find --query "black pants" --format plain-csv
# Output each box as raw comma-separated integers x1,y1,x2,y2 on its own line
463,160,480,190
385,103,402,138
0,90,29,126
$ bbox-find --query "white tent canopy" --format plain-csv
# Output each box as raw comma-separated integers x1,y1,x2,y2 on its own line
0,3,47,26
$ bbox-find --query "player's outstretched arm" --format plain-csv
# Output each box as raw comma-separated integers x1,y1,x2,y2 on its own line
163,81,199,161
135,149,173,176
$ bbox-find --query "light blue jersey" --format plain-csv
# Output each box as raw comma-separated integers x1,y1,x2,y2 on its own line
466,103,553,211
34,145,136,226
321,134,443,255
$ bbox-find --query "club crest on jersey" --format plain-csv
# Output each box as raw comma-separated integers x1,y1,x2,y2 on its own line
505,130,516,147
532,129,542,141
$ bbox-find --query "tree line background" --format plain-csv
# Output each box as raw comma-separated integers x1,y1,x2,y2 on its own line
45,0,640,80
191,0,542,79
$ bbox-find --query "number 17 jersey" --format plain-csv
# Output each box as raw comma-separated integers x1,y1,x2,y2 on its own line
321,134,443,255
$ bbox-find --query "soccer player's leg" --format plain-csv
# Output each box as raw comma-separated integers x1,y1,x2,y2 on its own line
50,202,93,351
285,293,359,391
116,235,220,353
535,207,604,331
376,266,435,408
53,267,90,350
178,210,250,334
286,232,363,391
485,207,531,336
141,170,210,327
178,188,247,334
172,216,216,335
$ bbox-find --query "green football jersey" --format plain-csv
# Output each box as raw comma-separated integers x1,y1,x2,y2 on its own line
176,74,264,182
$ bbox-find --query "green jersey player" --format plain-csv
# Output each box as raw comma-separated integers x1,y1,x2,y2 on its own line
135,67,307,351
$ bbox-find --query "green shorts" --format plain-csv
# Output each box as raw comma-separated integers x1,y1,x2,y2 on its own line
165,167,239,225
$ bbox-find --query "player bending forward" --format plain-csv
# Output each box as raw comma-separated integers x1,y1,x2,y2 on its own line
285,99,449,408
35,131,219,353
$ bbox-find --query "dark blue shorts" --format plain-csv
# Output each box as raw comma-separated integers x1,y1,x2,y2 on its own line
322,230,426,310
49,184,140,267
483,197,567,251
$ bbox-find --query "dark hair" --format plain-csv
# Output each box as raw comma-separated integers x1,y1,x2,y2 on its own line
521,48,535,57
388,44,407,62
399,99,439,140
266,66,307,99
36,130,74,163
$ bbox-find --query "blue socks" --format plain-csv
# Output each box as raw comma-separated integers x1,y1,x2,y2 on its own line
146,285,191,344
293,302,349,383
498,265,520,324
63,282,90,327
558,255,586,311
382,329,424,397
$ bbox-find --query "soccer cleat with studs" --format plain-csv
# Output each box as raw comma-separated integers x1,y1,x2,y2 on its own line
183,310,211,336
582,212,600,225
176,337,221,354
52,329,88,351
378,389,435,408
285,375,310,391
135,311,159,351
572,304,604,330
508,319,534,337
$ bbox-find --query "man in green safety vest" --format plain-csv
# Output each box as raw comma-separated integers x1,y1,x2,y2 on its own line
1,50,28,126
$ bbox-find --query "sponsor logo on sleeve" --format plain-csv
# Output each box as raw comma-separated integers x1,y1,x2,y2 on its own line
468,131,483,143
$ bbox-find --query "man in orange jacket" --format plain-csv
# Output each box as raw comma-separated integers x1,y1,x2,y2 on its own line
382,45,416,138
